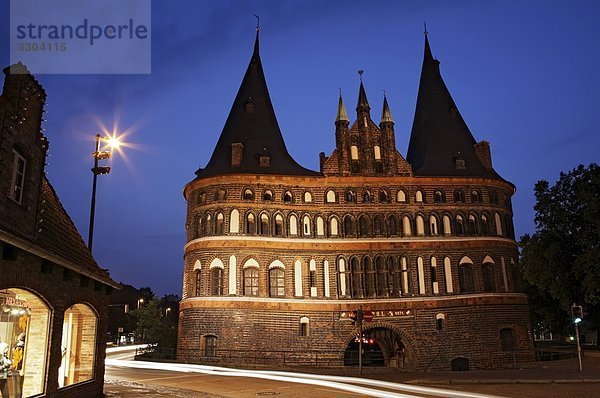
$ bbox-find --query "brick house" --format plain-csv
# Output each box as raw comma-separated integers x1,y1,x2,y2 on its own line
0,63,119,397
178,31,534,371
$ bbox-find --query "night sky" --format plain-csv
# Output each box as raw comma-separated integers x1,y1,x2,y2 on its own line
1,1,598,297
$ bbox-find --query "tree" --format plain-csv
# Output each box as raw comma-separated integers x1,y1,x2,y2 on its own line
131,293,180,352
520,163,600,340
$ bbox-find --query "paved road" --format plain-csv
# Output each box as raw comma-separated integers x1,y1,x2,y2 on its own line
104,346,501,398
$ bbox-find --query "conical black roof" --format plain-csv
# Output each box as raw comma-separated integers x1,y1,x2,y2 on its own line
197,31,317,178
406,35,504,180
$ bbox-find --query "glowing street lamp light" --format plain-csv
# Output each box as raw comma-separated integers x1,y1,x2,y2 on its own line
165,307,171,318
88,133,121,252
137,298,144,310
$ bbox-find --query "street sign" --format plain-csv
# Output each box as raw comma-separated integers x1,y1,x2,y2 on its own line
363,310,373,322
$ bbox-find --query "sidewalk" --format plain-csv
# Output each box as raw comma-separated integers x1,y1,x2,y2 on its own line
105,379,223,398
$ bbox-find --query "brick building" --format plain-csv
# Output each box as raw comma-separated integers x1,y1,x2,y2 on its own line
0,63,119,397
178,31,534,371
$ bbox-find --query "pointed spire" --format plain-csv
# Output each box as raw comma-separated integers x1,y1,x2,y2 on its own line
336,90,349,123
253,15,260,55
197,26,316,178
380,92,394,124
356,70,370,114
407,32,503,180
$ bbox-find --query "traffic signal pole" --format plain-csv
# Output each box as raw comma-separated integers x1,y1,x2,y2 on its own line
575,322,582,371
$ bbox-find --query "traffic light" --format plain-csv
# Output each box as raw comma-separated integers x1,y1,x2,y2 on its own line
572,305,583,324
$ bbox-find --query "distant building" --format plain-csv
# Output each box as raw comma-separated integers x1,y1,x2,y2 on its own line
178,31,534,370
0,63,118,397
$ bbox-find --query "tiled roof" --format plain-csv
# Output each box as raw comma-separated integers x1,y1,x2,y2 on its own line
37,177,115,285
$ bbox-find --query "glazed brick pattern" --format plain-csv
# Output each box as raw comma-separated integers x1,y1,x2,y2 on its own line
178,299,533,370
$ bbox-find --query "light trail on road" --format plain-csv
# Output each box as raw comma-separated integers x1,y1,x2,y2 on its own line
106,346,505,398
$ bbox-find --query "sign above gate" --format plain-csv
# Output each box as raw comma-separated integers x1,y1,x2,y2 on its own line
339,309,412,320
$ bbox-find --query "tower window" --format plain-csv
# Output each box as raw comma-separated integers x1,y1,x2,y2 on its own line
244,101,254,113
350,145,359,160
10,150,26,204
243,189,254,200
283,191,293,203
204,335,217,357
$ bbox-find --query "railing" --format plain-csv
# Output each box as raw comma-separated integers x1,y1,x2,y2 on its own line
135,346,177,360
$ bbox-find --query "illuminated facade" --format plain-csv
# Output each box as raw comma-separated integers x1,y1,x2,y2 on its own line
178,31,534,371
0,64,118,397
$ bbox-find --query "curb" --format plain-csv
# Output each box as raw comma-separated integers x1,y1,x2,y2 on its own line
408,378,600,385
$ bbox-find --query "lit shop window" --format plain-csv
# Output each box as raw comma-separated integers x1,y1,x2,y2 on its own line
58,304,97,388
1,288,50,397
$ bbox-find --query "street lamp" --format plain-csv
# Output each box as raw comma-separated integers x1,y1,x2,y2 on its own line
88,133,121,252
137,298,144,310
165,307,171,318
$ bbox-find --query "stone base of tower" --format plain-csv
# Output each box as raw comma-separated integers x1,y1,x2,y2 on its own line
177,294,534,371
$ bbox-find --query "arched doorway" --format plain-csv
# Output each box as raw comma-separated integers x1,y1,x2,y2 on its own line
344,326,411,369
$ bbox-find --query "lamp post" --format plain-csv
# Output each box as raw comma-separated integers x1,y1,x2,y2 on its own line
165,307,171,318
137,298,144,310
88,133,120,252
572,303,583,371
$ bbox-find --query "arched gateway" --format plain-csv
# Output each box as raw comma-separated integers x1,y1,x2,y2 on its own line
344,326,414,369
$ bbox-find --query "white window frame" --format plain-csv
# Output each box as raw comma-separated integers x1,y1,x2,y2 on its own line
10,150,26,204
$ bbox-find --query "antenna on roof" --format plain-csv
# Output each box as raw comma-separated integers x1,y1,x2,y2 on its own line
339,87,342,96
424,21,428,36
254,14,260,31
358,70,364,81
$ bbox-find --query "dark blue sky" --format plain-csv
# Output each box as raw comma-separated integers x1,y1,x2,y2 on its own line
2,1,599,296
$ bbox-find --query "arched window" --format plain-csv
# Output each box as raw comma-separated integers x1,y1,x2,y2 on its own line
210,259,224,295
216,189,226,201
443,215,452,235
215,212,224,235
429,215,439,236
343,215,355,237
243,266,259,296
259,213,270,235
471,189,482,203
294,260,303,297
283,191,293,203
194,270,202,296
468,214,477,235
204,335,217,357
387,215,398,236
303,191,313,203
316,216,325,236
358,215,369,237
416,215,425,235
505,214,515,239
289,214,298,235
430,256,439,294
59,303,97,387
269,268,285,297
495,213,503,236
350,257,364,298
300,317,310,337
417,257,426,294
309,260,317,297
1,288,48,396
199,192,207,204
274,214,284,236
350,145,359,160
378,189,390,203
197,215,204,237
373,145,381,160
373,215,383,236
396,190,407,203
338,258,350,297
415,190,424,203
263,189,273,201
489,189,498,204
303,215,312,236
345,189,357,203
326,190,336,203
436,313,445,331
443,257,453,293
455,215,465,235
402,216,412,236
229,209,240,233
434,189,445,203
481,215,489,235
387,256,401,296
243,188,254,200
246,213,255,234
364,257,375,297
205,214,212,235
453,189,465,203
375,256,388,297
482,257,496,292
458,257,474,293
329,217,339,236
401,256,410,294
363,190,372,203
